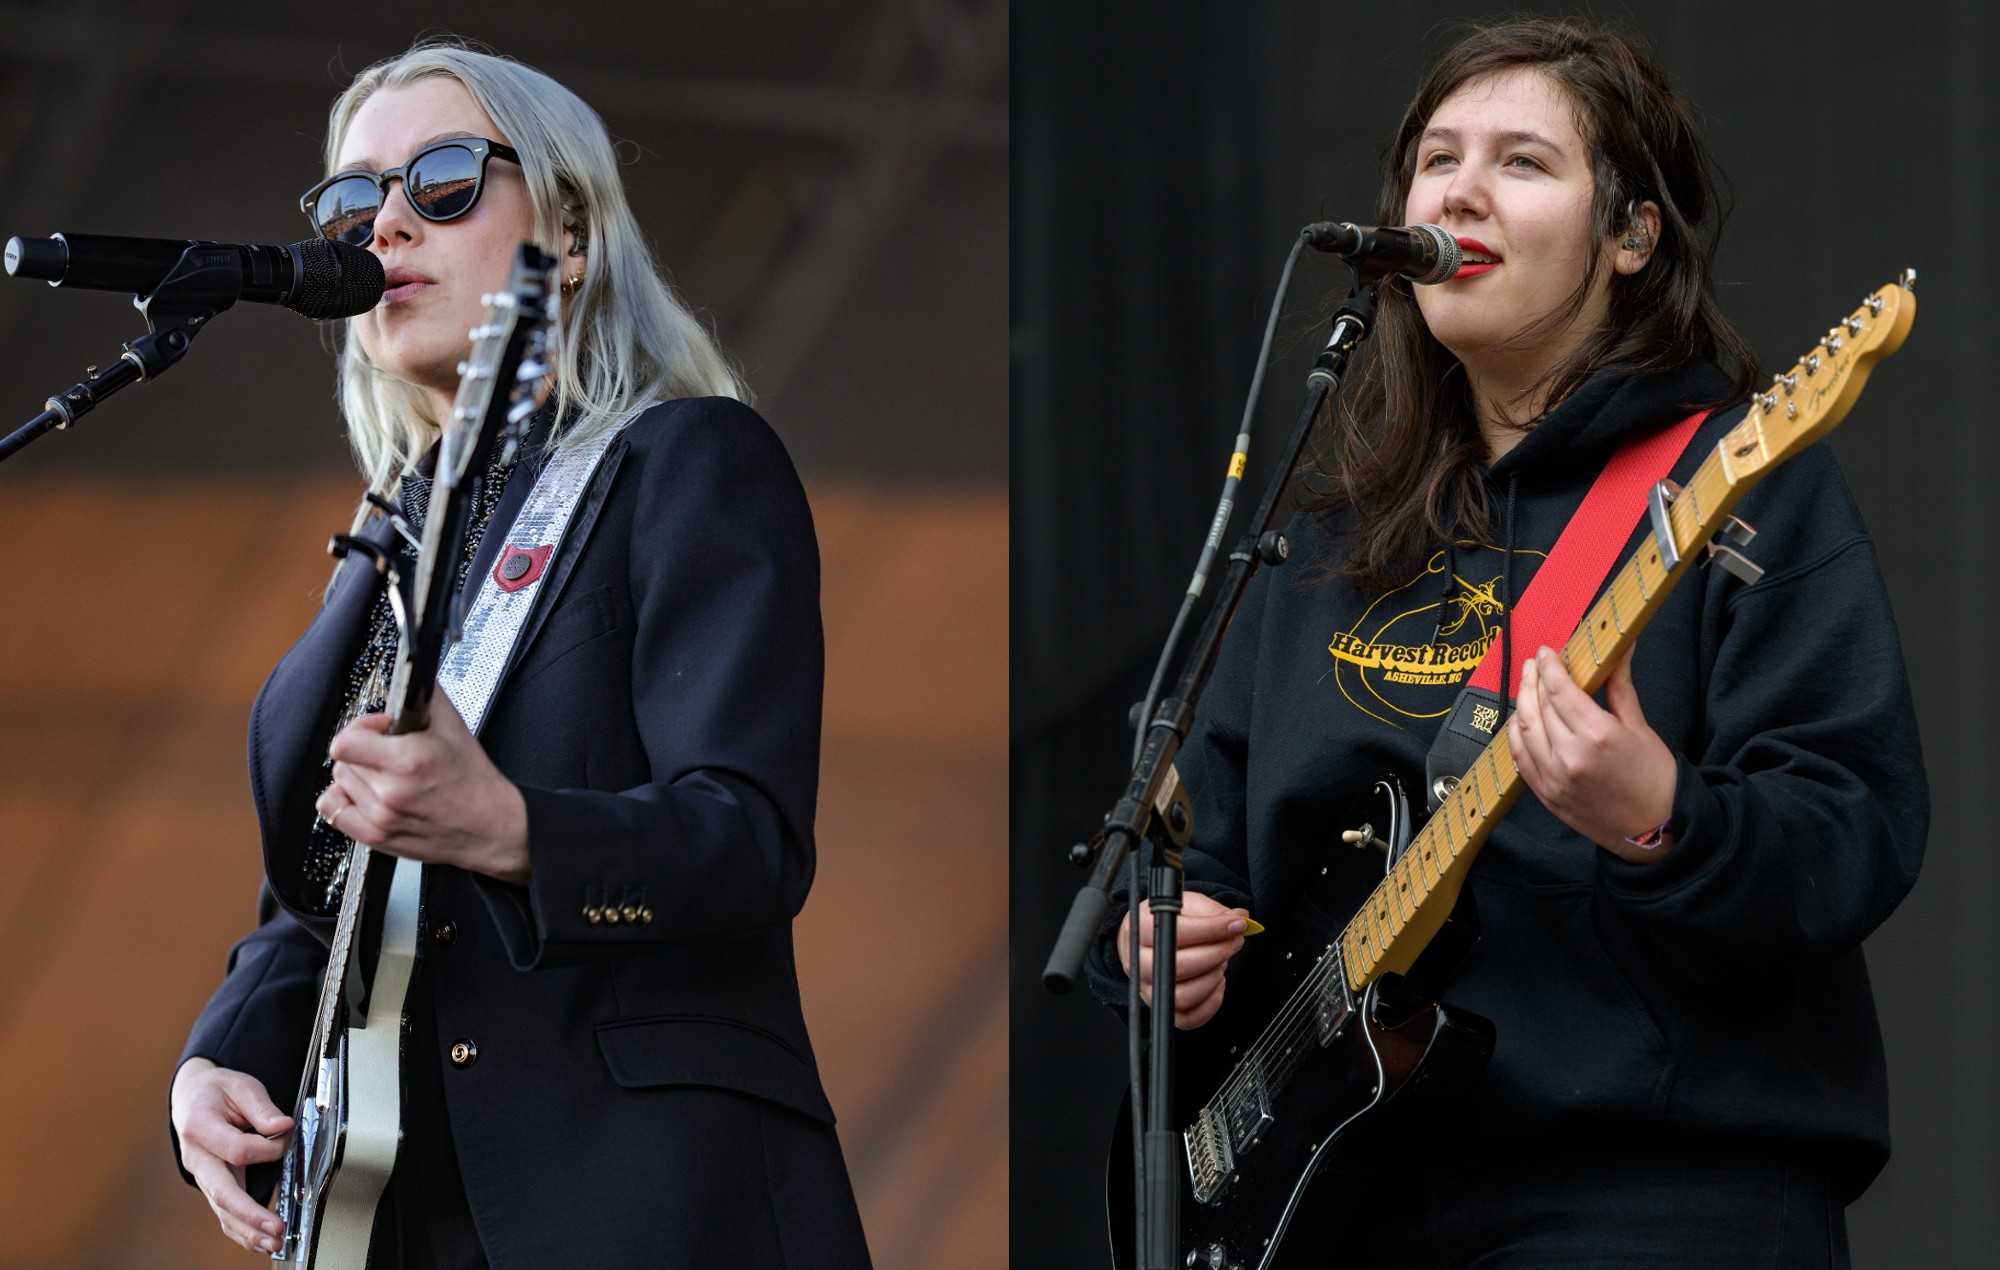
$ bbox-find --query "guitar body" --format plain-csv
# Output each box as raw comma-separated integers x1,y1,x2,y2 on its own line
275,855,424,1268
1107,779,1494,1270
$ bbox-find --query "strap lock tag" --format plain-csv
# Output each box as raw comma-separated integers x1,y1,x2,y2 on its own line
1424,684,1509,811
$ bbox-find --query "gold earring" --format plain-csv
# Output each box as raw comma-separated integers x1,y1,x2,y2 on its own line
561,269,586,297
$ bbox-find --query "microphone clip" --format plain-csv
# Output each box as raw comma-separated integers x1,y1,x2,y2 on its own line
128,243,246,360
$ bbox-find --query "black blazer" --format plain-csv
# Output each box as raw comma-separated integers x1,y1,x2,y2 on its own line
178,398,871,1268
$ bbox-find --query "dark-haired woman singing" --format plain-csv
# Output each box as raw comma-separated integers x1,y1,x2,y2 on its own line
1090,18,1924,1266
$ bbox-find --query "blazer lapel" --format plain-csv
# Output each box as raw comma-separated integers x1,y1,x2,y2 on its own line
456,420,633,736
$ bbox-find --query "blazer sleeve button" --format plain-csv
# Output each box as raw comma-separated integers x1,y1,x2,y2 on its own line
638,906,654,924
620,905,639,923
584,906,602,923
604,907,621,924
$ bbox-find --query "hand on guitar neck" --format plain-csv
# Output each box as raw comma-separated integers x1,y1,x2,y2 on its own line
1114,892,1251,1029
315,688,532,886
1508,646,1679,864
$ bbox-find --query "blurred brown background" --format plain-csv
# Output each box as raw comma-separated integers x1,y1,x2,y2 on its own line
0,2,1005,1267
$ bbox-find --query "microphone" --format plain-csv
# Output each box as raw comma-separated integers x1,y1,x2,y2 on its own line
3,233,384,319
1305,222,1461,285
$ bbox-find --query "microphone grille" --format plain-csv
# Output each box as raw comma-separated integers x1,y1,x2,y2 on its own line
1410,224,1461,285
289,239,384,319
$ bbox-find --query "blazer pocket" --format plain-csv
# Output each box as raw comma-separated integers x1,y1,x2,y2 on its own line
596,1015,837,1125
510,583,625,692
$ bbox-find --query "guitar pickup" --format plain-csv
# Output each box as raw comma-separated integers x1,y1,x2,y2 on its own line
1185,1105,1238,1206
1316,947,1353,1045
1223,1057,1276,1156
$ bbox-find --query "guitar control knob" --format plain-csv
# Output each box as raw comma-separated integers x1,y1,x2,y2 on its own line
1186,1245,1230,1269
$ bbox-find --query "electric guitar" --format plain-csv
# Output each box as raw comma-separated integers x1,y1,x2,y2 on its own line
1109,272,1917,1270
271,243,556,1269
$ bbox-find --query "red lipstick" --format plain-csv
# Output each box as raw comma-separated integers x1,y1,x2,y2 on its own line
1453,236,1500,279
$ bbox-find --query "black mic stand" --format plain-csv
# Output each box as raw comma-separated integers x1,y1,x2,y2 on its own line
1043,268,1385,1270
0,245,248,465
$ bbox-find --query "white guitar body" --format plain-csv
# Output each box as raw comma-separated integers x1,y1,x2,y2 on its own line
277,857,424,1268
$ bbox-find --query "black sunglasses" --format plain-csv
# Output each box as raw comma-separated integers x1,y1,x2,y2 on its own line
299,137,521,246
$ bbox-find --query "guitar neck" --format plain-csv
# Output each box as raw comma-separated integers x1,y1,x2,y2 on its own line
1340,389,1843,990
382,480,471,736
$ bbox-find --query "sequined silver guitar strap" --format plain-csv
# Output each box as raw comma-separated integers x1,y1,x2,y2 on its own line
436,404,648,732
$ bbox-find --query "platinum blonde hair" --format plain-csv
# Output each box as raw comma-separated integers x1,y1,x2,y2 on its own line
323,40,745,497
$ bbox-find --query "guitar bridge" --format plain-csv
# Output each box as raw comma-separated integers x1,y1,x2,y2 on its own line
1185,1105,1238,1205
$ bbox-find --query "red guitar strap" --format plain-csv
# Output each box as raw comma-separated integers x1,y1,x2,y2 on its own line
1422,409,1709,806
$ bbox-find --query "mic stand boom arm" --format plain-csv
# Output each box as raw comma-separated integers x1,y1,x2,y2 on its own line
1042,270,1383,1270
0,243,248,466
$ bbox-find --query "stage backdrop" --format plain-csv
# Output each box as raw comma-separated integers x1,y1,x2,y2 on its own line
0,3,1006,1267
1013,1,1996,1265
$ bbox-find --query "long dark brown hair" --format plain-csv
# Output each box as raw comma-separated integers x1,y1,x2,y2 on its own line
1307,16,1759,592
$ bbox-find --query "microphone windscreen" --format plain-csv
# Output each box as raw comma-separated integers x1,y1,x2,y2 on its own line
1410,224,1462,285
291,239,384,319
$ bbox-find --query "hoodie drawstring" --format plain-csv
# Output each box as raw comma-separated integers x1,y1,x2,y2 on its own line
1431,539,1459,647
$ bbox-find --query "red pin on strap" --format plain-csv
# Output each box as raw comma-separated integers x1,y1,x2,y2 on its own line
493,544,552,593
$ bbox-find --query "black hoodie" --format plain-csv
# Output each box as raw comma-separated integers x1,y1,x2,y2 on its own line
1087,359,1928,1202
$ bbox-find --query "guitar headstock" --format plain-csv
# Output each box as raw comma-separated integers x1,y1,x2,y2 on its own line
1720,269,1915,480
438,242,558,489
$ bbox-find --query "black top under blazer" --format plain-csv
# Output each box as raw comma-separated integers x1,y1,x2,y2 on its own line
177,398,872,1268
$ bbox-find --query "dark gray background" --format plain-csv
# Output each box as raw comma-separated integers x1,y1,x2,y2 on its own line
0,0,1006,484
1013,1,1995,1265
